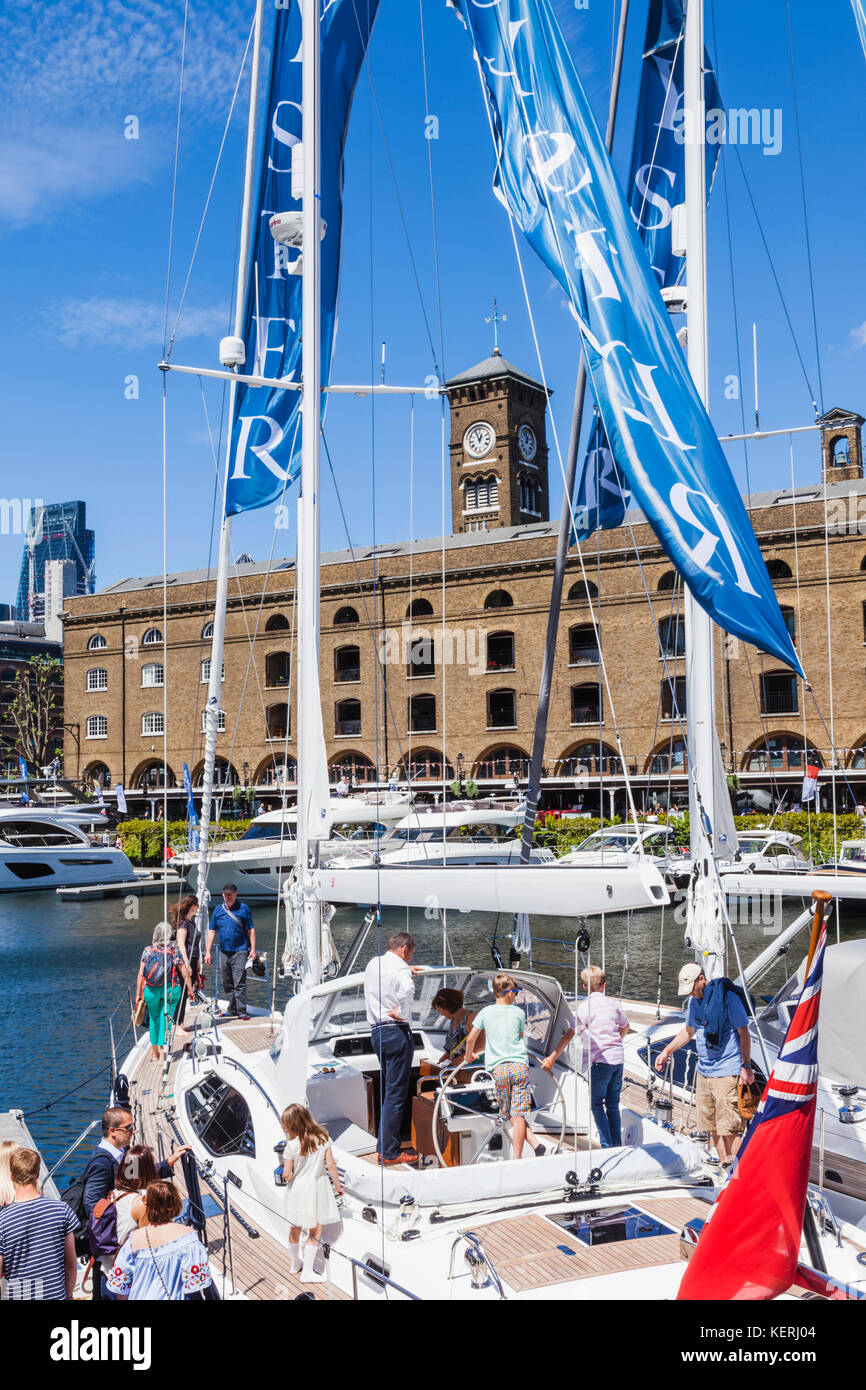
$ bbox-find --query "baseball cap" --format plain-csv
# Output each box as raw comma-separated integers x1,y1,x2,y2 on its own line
677,962,704,995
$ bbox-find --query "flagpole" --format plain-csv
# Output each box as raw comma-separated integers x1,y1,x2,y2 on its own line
683,0,727,980
297,0,323,986
520,0,630,861
195,0,266,926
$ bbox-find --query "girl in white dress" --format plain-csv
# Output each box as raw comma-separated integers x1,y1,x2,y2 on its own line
281,1104,343,1283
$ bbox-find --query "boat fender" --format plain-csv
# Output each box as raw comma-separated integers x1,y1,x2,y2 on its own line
112,1073,130,1108
361,1205,377,1223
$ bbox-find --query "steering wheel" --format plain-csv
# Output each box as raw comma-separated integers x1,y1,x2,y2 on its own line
430,1060,567,1167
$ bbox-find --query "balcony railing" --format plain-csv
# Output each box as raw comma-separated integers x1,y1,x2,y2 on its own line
335,667,361,683
761,690,798,715
336,719,362,736
569,646,600,665
571,705,601,725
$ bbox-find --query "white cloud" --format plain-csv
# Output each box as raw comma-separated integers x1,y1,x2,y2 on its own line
850,322,866,349
0,0,253,225
46,296,228,349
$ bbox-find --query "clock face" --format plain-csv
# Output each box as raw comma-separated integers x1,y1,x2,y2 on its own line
464,421,495,459
518,424,537,461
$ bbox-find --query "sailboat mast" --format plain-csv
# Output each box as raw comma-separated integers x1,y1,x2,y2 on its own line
683,0,724,977
297,0,323,985
195,0,266,911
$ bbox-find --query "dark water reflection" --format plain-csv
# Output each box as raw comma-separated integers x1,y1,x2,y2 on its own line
1,889,860,1177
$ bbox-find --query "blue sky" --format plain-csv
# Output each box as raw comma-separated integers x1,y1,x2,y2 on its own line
1,0,864,604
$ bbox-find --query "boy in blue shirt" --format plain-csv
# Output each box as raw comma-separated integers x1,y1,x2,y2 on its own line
458,974,544,1160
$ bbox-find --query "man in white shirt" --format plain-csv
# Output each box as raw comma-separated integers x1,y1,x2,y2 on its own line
363,932,420,1165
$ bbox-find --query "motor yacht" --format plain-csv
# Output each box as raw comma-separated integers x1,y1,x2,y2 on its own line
178,794,413,899
335,803,555,869
0,808,134,892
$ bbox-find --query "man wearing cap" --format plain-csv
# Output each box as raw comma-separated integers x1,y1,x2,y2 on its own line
654,963,754,1164
204,884,256,1020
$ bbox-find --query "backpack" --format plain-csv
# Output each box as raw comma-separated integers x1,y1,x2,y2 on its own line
60,1150,116,1259
141,946,177,990
88,1190,120,1259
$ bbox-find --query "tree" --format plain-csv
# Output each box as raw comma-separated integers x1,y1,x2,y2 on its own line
0,656,64,770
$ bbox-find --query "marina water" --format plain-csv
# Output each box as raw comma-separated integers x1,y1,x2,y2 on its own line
3,890,862,1178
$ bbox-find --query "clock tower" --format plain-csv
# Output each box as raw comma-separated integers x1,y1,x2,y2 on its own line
444,348,551,533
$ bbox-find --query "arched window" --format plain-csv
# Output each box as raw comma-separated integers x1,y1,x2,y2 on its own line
266,703,290,741
141,663,164,689
569,624,599,665
265,613,290,633
86,762,110,787
86,668,108,692
142,628,163,646
464,476,499,512
487,689,516,729
257,756,296,787
745,735,822,772
201,659,225,683
486,631,515,671
407,634,435,677
657,570,677,592
566,579,598,601
650,737,687,774
141,712,165,735
760,671,798,716
475,746,530,780
333,606,359,626
661,676,686,721
395,749,453,782
571,684,602,725
200,709,226,733
406,597,433,619
334,646,360,683
518,475,540,515
658,615,685,657
765,558,792,580
135,761,177,790
559,743,619,778
86,715,108,739
212,759,239,787
335,699,361,736
266,652,291,687
87,633,107,650
330,752,376,785
484,589,513,610
408,693,436,733
201,621,214,640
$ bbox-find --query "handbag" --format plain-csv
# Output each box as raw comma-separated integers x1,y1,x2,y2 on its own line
737,1078,763,1121
134,995,147,1027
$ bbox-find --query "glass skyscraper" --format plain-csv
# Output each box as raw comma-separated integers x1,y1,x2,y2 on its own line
16,500,95,620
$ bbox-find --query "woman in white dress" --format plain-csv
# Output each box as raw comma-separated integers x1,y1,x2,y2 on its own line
281,1104,344,1284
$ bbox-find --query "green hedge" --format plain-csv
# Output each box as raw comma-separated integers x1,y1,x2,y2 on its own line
118,819,253,866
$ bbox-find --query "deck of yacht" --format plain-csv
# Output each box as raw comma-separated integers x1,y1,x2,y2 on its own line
126,1013,349,1301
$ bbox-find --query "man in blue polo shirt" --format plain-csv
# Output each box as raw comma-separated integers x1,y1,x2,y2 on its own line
204,884,257,1019
655,962,754,1165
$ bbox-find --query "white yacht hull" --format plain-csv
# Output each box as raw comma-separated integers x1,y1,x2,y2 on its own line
0,846,136,892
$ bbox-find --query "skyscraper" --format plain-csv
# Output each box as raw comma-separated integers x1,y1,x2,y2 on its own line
16,501,95,622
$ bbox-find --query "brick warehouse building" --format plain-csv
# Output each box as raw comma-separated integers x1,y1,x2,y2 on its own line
61,349,866,816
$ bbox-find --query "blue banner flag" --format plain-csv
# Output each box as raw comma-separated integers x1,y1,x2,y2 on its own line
628,0,720,291
448,0,802,676
570,415,630,543
18,757,28,805
183,762,199,826
225,0,381,517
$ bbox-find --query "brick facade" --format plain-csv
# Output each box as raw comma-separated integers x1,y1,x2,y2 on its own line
61,373,866,815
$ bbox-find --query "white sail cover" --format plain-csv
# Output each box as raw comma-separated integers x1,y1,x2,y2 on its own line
817,940,866,1085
